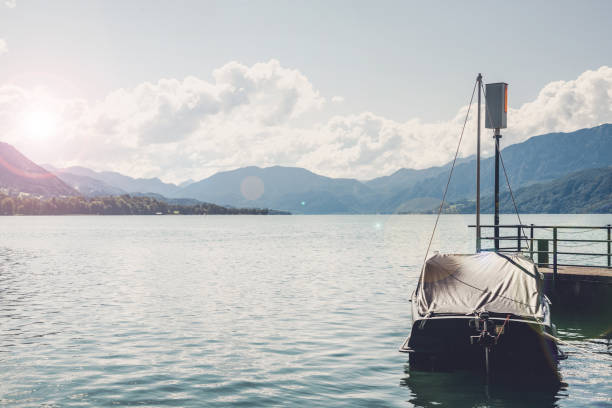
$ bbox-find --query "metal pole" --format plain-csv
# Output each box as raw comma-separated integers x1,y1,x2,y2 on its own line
517,226,521,252
483,317,490,377
530,224,534,261
485,346,490,378
494,128,501,251
476,74,482,253
553,227,558,279
607,224,611,267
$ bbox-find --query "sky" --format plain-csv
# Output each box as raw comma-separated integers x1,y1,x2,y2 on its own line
1,0,611,183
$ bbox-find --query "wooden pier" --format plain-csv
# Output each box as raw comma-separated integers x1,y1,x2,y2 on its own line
539,265,612,312
539,265,612,283
469,224,611,273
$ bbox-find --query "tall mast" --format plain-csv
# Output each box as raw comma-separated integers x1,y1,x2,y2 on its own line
476,74,482,252
494,128,501,251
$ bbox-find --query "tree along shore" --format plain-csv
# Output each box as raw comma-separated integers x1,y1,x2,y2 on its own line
0,194,288,215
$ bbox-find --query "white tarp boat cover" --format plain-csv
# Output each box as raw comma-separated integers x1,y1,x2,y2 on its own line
414,252,545,320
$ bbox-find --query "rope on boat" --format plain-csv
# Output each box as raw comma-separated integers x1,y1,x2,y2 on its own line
420,78,477,282
499,151,531,252
541,331,567,345
495,314,511,341
420,77,535,272
543,332,612,361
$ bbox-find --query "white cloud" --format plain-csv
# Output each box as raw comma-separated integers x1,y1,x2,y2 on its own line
298,66,612,179
0,39,7,56
1,63,611,183
509,66,612,142
4,0,15,8
300,108,477,179
331,96,344,103
0,60,326,181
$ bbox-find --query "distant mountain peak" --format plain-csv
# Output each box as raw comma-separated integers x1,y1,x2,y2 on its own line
53,166,179,197
0,143,78,197
178,178,196,188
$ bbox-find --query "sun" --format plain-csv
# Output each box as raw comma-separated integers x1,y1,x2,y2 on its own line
22,110,59,140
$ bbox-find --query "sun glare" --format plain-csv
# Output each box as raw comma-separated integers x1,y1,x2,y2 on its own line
23,111,59,140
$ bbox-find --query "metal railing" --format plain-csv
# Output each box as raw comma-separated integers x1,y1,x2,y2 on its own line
468,224,612,279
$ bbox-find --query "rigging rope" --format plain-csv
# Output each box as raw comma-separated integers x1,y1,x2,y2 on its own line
495,314,511,341
499,150,531,251
420,79,477,280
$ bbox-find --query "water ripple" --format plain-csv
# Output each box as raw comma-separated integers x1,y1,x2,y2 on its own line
0,215,610,407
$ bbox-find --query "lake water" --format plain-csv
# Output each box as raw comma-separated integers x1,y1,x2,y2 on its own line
1,214,610,407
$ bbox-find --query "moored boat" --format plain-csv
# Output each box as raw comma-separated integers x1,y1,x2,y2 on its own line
399,75,566,379
400,251,565,377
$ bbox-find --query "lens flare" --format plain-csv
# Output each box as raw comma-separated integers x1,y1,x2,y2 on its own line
240,176,264,201
23,111,59,140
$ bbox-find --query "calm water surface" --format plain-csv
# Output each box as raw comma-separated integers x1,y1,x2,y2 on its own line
1,214,610,407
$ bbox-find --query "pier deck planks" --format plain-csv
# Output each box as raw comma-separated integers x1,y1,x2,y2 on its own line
539,266,612,283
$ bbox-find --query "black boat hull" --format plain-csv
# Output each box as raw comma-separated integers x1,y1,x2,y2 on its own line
403,317,562,378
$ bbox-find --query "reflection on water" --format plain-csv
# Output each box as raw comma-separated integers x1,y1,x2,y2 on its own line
400,305,612,408
0,215,610,407
401,369,565,408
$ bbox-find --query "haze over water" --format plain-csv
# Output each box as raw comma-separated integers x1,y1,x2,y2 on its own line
1,214,610,407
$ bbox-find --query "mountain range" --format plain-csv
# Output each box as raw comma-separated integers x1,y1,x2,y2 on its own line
167,124,612,213
447,166,612,214
42,165,180,197
2,124,612,213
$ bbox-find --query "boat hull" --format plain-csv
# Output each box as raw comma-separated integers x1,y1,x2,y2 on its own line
402,316,562,378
